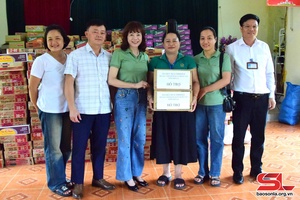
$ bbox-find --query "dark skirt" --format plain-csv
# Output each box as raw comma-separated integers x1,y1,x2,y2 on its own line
150,111,197,165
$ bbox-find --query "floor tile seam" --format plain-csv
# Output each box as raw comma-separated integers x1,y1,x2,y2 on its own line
1,171,20,191
0,188,45,191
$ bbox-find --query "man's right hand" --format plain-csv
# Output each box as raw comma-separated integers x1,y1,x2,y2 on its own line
69,108,81,123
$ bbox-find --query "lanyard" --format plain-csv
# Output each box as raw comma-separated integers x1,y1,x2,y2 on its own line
169,61,176,69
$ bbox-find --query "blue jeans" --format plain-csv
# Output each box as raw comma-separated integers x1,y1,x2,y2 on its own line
114,88,147,181
71,113,111,184
195,104,225,177
38,110,72,191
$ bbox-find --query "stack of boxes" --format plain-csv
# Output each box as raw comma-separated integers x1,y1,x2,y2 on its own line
23,25,45,164
0,144,3,168
6,33,26,49
0,47,34,166
25,25,45,49
144,108,153,160
153,69,192,111
28,102,44,164
105,120,118,162
177,24,193,56
0,125,32,166
144,25,158,48
145,24,193,56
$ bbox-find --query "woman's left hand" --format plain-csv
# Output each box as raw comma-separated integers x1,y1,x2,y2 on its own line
190,97,198,112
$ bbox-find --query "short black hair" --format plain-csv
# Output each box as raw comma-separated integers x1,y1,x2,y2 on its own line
85,19,106,30
44,24,70,51
162,31,181,42
239,14,260,27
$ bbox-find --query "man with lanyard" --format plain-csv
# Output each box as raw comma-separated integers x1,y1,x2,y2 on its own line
226,13,276,184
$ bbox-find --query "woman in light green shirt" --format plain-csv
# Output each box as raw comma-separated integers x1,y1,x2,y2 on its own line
108,21,149,192
193,26,231,187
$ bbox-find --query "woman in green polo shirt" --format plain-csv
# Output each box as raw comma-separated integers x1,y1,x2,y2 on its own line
193,26,231,187
147,30,200,190
108,21,149,192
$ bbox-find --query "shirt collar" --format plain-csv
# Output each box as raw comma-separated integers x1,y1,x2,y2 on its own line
199,50,220,58
85,43,105,56
239,37,258,46
125,48,144,58
160,52,184,62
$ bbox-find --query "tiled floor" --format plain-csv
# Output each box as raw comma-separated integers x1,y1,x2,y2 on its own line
0,121,299,200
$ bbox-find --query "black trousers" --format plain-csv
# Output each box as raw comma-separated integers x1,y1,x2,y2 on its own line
231,92,269,176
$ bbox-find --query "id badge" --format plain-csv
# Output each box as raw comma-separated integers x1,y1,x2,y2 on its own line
247,62,258,69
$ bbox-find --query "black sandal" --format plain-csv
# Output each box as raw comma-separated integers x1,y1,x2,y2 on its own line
194,175,209,185
156,175,172,187
66,180,75,189
174,178,186,190
210,177,221,187
54,185,72,197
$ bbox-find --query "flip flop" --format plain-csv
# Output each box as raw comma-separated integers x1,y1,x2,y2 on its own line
174,178,186,190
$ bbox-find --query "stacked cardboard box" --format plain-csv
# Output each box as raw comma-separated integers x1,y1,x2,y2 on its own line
0,144,3,168
144,108,153,160
27,102,44,164
145,24,192,56
27,106,44,164
0,52,32,160
153,69,193,111
0,125,33,166
105,121,117,162
25,25,45,49
177,25,193,56
144,24,158,48
6,33,26,49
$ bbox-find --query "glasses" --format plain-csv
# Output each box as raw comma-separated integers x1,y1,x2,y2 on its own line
243,25,258,30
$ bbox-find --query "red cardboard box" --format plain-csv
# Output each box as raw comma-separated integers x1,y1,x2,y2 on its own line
32,140,44,149
0,134,29,143
4,145,32,151
0,110,27,119
5,157,33,166
0,118,27,126
31,132,43,141
3,141,32,148
33,148,44,157
0,102,27,111
33,157,45,164
4,149,32,159
0,94,28,103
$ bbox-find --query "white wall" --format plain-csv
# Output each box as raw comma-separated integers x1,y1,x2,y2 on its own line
0,0,8,47
218,0,300,94
285,7,300,85
218,0,285,50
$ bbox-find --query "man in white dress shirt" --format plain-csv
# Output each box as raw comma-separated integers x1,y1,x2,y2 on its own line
226,13,276,184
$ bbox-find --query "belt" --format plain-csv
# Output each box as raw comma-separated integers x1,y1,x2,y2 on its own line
234,92,268,98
